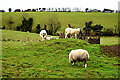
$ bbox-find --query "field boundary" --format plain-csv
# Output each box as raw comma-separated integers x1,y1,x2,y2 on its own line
0,13,2,78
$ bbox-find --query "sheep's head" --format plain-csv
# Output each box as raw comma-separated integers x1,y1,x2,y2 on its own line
42,33,46,38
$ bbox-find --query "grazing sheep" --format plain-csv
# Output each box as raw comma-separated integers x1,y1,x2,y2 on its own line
65,27,80,39
40,30,47,41
69,49,89,68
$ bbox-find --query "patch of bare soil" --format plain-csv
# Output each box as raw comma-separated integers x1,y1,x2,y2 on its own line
100,45,120,66
100,45,120,57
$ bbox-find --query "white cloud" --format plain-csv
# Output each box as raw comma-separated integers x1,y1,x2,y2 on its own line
0,0,119,12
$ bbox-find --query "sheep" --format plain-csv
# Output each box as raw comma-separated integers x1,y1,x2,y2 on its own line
40,30,47,41
46,36,54,40
40,30,54,41
65,27,80,39
69,49,89,68
27,31,30,33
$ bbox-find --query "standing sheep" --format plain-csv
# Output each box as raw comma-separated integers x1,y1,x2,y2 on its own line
65,27,80,39
69,49,89,68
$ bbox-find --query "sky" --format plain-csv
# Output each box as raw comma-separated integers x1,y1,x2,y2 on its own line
0,0,119,12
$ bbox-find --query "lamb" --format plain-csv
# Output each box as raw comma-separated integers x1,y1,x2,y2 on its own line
40,30,47,41
40,30,54,41
46,36,54,40
65,27,80,39
69,49,89,68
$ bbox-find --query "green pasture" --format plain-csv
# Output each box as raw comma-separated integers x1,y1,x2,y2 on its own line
100,36,119,45
1,30,119,78
2,12,118,32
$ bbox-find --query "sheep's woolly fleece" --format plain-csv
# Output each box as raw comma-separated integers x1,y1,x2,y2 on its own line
69,49,89,68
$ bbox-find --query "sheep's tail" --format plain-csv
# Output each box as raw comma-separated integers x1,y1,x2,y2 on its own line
86,52,89,59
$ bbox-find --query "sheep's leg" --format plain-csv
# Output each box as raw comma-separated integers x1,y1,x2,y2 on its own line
72,62,74,65
75,33,77,39
65,34,67,38
85,64,87,68
65,33,68,38
70,35,73,38
84,61,87,68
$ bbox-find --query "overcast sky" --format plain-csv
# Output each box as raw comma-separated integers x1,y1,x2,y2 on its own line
0,0,119,12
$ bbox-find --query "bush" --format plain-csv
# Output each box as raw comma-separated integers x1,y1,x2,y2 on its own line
21,17,33,32
16,26,21,31
2,26,5,29
35,24,41,34
102,28,114,36
48,15,61,35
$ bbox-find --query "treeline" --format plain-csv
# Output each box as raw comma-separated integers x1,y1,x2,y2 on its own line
0,7,119,13
1,17,61,36
82,21,119,36
1,17,119,36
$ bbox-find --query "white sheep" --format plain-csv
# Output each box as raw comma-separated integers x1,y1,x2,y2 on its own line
69,49,89,68
46,36,53,40
65,27,80,39
40,30,47,41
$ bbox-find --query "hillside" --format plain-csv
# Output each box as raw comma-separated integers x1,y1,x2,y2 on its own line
2,12,118,32
2,30,119,78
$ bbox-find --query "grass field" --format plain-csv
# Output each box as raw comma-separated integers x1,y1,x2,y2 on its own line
100,36,119,45
2,12,118,32
1,30,119,78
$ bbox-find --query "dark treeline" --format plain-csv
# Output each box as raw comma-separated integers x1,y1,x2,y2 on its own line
0,7,119,13
1,17,119,36
14,17,61,36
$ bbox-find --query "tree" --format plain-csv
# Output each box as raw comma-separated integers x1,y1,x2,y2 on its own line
102,8,114,13
14,9,21,12
36,24,41,30
28,18,33,32
36,8,38,11
85,8,88,12
0,10,5,12
48,15,61,35
58,8,61,12
24,9,31,12
39,8,41,11
44,25,47,30
32,9,36,12
83,21,93,36
92,24,103,31
8,8,12,12
42,8,46,11
35,24,41,33
21,17,33,32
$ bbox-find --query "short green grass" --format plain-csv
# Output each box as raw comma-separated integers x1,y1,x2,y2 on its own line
2,12,118,32
100,36,120,45
1,30,119,78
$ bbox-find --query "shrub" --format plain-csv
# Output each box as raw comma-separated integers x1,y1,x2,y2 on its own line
48,15,61,35
16,26,21,31
35,24,41,34
21,17,33,32
102,28,114,36
2,26,5,29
